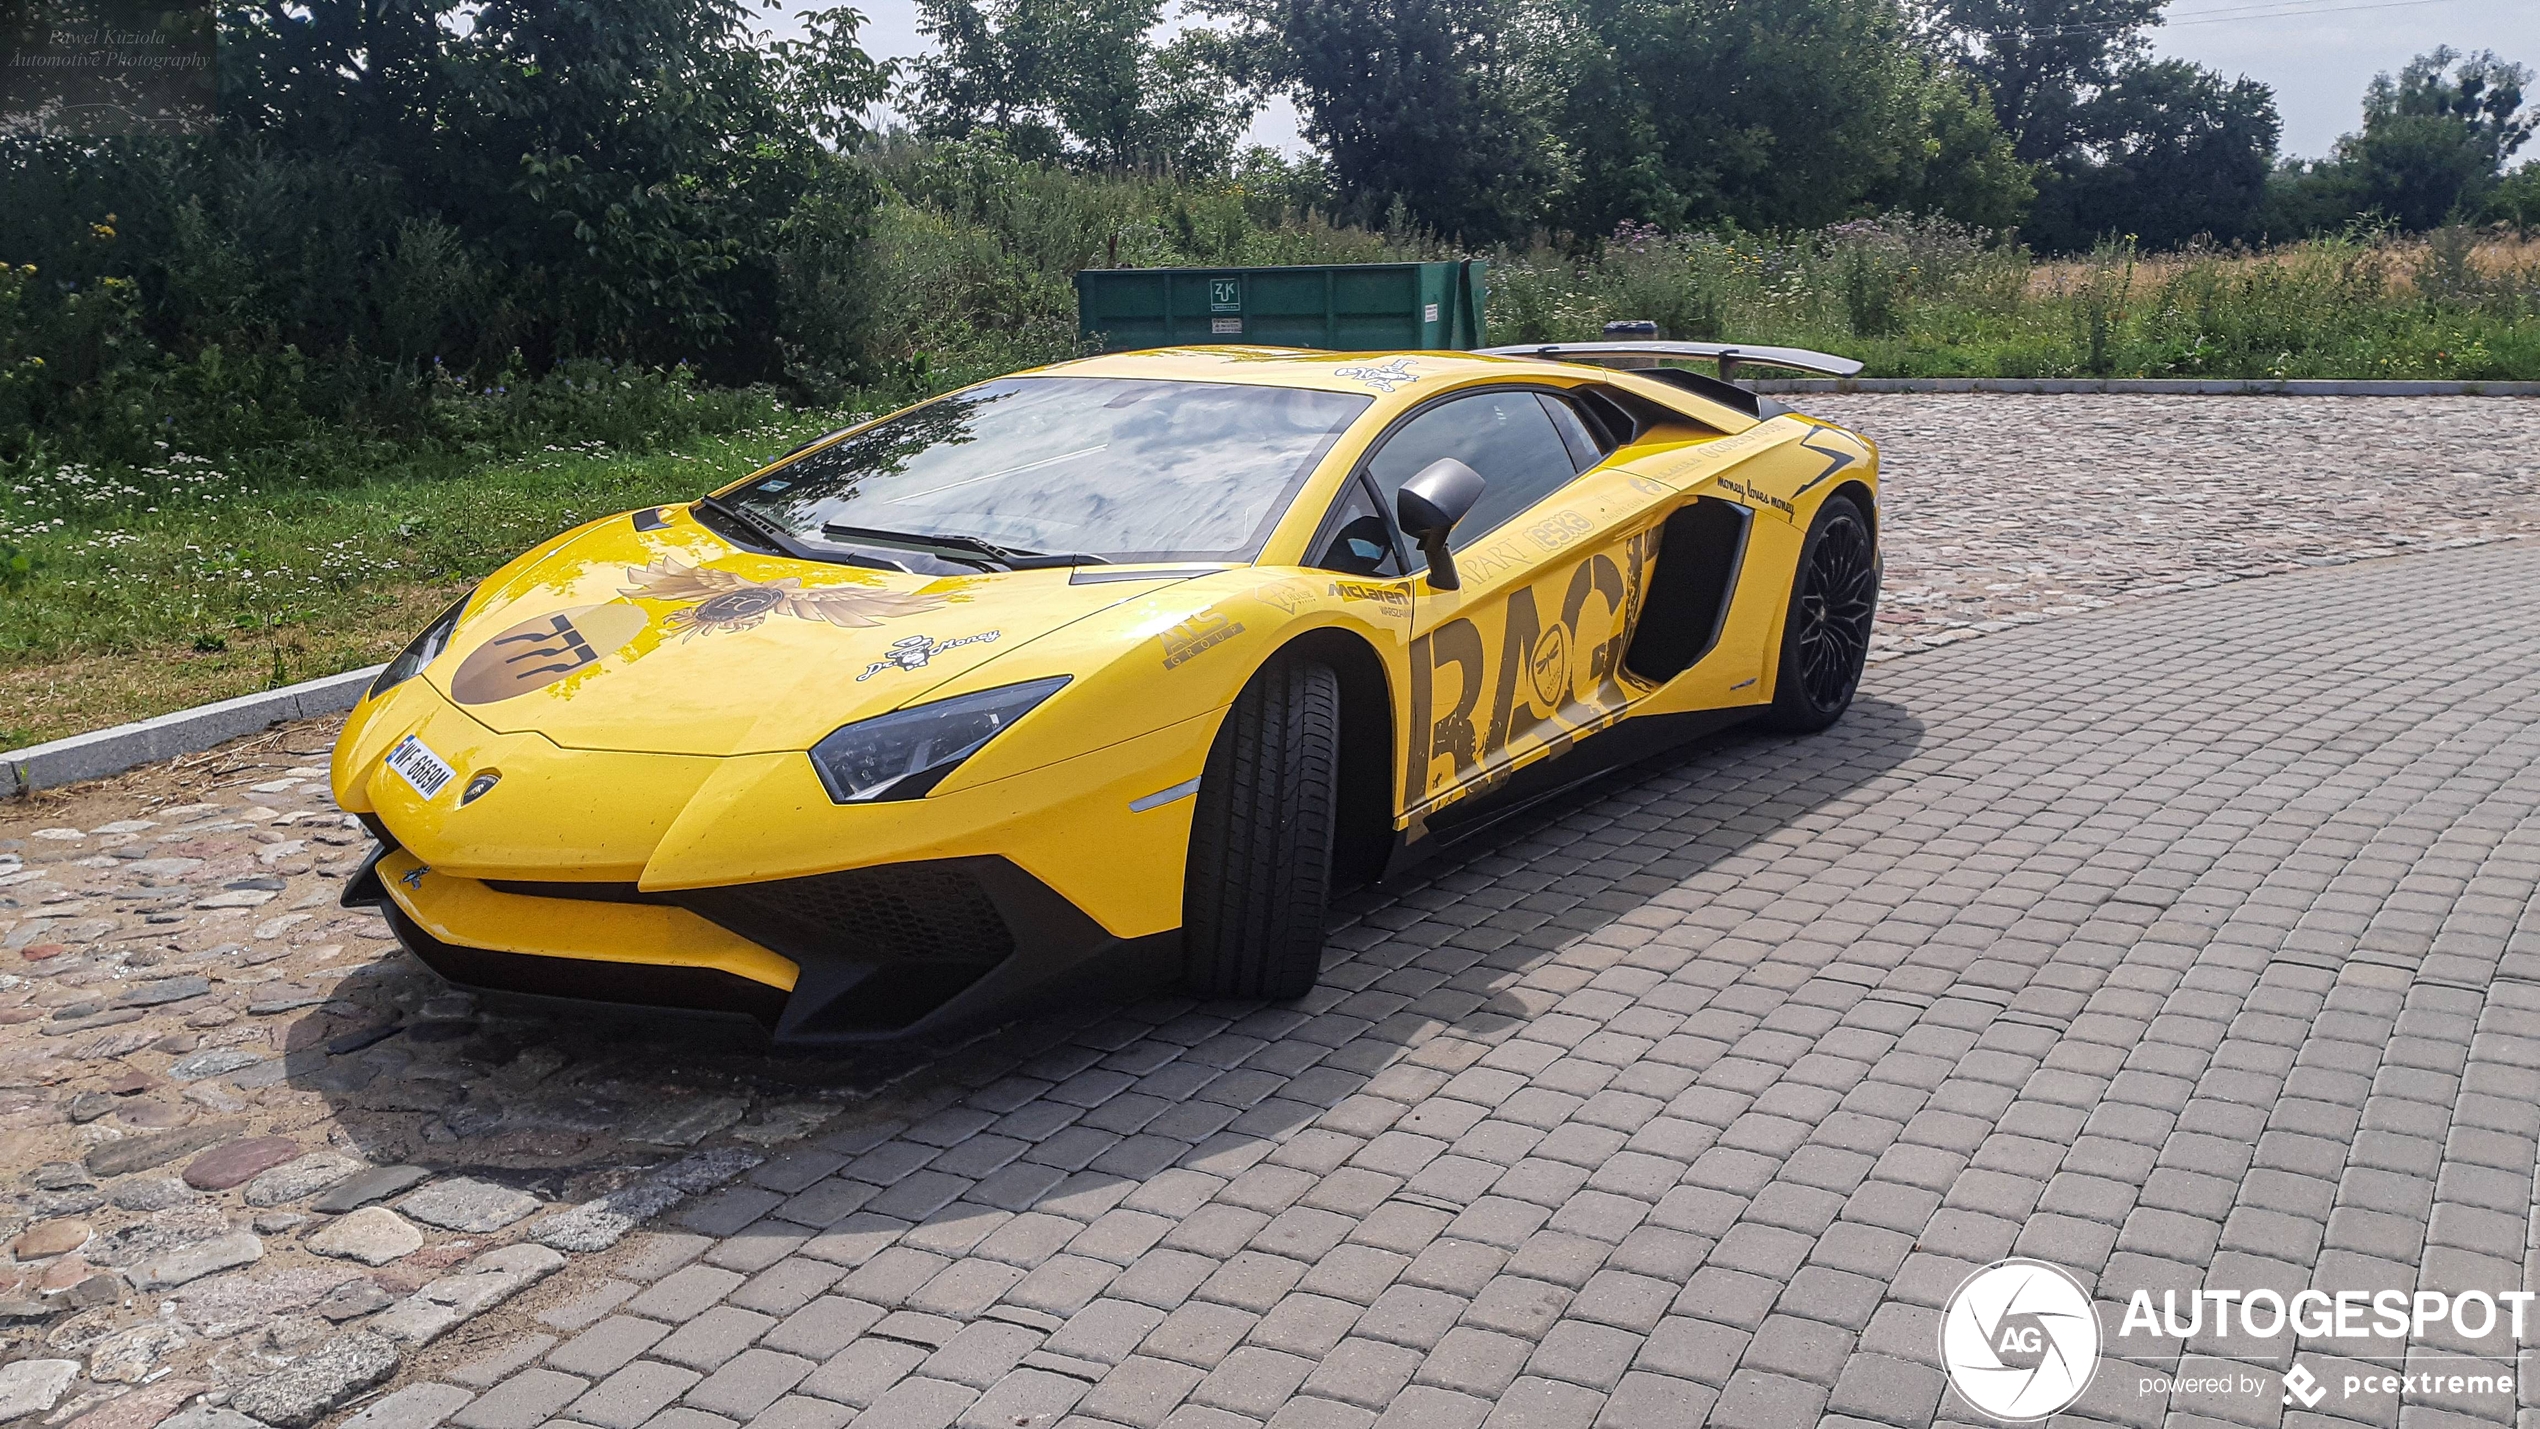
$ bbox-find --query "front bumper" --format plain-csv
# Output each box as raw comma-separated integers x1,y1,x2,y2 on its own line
335,677,1221,1045
346,840,1177,1045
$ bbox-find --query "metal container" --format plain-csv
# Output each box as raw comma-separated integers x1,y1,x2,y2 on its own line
1075,261,1487,353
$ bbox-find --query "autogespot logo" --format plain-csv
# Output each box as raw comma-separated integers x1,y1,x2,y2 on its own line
1940,1259,2103,1421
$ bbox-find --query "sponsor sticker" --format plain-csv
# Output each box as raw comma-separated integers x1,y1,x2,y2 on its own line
1160,610,1244,669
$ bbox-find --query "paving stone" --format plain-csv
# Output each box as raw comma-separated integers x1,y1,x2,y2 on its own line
371,1244,565,1345
652,1306,775,1371
83,1120,246,1177
400,1178,542,1233
627,1264,746,1320
0,1361,78,1422
536,1280,640,1334
307,1206,425,1265
449,1369,587,1429
550,1318,674,1379
681,1349,814,1418
448,1335,557,1389
130,1229,262,1290
228,1332,399,1428
243,1151,368,1207
338,1382,475,1429
566,1361,702,1429
315,1165,433,1213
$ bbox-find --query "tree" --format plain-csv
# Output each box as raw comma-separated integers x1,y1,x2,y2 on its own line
1553,0,2034,234
1201,0,1559,242
12,0,893,385
1926,0,2162,162
2027,60,2279,249
2339,47,2531,228
907,0,1256,172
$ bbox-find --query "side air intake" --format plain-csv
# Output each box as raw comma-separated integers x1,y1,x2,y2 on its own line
1625,498,1752,683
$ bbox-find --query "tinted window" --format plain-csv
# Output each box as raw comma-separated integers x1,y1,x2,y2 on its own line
1312,477,1403,577
1540,394,1604,473
725,377,1370,563
1365,390,1581,562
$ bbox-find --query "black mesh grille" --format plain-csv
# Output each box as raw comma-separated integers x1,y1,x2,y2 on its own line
675,864,1015,965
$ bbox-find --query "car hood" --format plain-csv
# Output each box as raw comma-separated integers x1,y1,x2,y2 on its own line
424,508,1206,756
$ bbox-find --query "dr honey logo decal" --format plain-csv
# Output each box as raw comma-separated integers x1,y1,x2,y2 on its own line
858,630,999,681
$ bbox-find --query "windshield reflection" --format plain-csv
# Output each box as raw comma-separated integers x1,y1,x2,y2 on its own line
722,377,1371,563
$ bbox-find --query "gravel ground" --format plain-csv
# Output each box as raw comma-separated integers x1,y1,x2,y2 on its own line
0,396,2530,1426
1805,394,2540,658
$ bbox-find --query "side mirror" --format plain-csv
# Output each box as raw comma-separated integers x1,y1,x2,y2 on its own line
1396,458,1485,591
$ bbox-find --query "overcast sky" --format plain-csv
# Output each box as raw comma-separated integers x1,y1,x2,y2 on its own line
804,0,2540,165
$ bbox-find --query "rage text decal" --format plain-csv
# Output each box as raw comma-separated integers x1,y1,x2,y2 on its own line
1404,531,1651,810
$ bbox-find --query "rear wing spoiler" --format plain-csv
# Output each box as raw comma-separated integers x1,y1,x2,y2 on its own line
1473,341,1864,380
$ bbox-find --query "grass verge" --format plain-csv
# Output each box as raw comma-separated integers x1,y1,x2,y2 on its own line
0,426,828,749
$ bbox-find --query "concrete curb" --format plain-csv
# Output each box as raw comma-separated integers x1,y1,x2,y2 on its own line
1747,376,2540,395
3,664,386,797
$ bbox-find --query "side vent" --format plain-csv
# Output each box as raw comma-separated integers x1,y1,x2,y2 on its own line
1624,497,1752,683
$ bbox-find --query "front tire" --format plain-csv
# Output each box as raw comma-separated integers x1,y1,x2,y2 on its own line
1182,656,1340,999
1761,492,1878,732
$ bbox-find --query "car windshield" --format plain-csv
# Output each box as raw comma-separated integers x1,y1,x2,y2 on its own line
719,377,1371,564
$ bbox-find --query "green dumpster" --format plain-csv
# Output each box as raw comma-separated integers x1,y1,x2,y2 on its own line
1075,261,1487,354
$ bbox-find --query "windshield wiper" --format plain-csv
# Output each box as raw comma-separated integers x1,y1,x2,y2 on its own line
819,523,1109,571
696,496,909,571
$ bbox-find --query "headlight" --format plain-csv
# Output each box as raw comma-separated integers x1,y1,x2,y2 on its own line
367,592,473,700
810,676,1070,803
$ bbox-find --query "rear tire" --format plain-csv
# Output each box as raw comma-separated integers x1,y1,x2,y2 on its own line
1761,492,1878,733
1182,656,1340,999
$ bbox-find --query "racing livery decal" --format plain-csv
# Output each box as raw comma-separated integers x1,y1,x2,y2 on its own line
1335,357,1420,392
450,604,649,705
1791,426,1867,500
622,556,947,637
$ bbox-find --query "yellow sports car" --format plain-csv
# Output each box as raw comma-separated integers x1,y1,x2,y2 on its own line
334,342,1879,1045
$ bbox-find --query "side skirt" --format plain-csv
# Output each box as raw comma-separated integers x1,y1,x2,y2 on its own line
1379,705,1766,881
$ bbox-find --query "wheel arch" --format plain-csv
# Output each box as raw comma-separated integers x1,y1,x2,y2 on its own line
1830,478,1878,543
1258,625,1396,890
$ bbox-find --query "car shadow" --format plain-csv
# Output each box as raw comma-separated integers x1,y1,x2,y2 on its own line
270,695,1926,1213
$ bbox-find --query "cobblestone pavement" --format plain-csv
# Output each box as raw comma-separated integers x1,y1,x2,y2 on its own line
1803,394,2540,660
0,397,2532,1428
341,542,2540,1429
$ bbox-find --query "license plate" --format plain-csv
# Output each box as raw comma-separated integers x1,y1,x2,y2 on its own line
384,734,456,801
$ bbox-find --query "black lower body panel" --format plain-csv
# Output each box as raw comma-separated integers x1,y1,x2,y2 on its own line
356,853,1178,1049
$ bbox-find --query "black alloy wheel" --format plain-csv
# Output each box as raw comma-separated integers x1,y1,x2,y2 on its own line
1763,492,1878,732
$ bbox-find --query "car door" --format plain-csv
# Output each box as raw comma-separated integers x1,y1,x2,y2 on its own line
1345,384,1654,825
